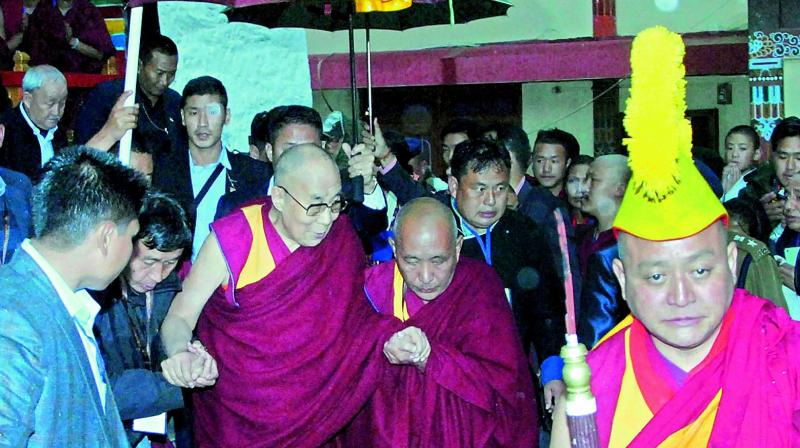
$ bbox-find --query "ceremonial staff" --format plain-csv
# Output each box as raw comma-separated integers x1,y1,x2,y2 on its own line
554,211,600,447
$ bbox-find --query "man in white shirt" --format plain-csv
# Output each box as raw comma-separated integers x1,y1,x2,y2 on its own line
0,64,140,180
151,76,270,261
0,146,151,446
0,65,68,179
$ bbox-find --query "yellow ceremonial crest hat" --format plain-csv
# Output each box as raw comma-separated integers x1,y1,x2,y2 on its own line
613,26,727,242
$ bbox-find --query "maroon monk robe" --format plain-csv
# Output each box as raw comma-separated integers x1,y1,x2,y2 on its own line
589,289,800,447
346,257,539,447
0,0,23,69
194,200,401,447
25,0,114,73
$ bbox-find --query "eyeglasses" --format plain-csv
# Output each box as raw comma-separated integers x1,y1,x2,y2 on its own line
275,185,347,216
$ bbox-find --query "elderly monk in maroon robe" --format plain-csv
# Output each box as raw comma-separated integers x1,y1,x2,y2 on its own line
160,144,403,447
345,198,538,447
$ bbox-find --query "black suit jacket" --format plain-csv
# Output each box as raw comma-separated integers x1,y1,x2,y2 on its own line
577,243,627,349
75,80,183,155
0,105,67,180
430,190,567,364
517,179,582,301
377,162,436,205
461,209,567,365
151,147,270,229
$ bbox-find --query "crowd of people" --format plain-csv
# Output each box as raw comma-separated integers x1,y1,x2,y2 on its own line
0,26,799,448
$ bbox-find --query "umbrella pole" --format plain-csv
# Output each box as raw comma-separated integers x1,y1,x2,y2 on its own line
365,15,372,134
119,5,143,167
348,11,358,146
347,10,364,202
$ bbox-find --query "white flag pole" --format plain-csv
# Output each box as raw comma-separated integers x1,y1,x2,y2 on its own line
119,5,143,166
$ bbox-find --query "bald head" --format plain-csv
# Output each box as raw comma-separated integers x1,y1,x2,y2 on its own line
593,154,631,186
274,143,339,187
271,143,343,250
583,154,631,229
391,198,462,302
393,198,458,246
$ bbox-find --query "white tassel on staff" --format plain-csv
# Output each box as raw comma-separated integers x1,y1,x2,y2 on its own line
119,6,143,167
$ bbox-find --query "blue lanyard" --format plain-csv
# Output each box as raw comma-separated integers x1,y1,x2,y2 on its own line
451,198,493,265
462,220,492,266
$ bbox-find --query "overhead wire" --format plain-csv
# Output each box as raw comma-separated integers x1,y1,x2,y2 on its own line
533,0,740,131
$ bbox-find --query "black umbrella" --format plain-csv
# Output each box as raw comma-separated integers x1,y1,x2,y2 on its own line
225,0,512,142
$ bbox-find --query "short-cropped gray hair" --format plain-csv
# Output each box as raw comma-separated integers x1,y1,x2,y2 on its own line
22,65,67,93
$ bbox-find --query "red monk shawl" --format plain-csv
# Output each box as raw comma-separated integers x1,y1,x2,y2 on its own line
343,257,539,447
194,200,400,447
589,289,800,447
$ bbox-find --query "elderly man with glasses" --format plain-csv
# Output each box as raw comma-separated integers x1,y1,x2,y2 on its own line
159,143,407,447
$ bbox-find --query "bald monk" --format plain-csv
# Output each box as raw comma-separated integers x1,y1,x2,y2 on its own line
346,198,538,447
160,144,400,447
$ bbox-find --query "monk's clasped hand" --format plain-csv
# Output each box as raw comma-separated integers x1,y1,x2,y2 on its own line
383,327,431,369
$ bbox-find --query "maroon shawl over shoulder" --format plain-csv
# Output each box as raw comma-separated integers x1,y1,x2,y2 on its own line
26,0,114,73
194,202,400,447
588,289,800,447
346,258,538,447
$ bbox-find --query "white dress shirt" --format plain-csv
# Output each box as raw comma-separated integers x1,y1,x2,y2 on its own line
19,104,57,167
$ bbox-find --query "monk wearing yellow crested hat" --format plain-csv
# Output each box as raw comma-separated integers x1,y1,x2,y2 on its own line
552,26,800,447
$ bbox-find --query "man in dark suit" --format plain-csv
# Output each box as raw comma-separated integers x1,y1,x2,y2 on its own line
76,35,182,155
94,193,195,447
0,147,148,446
151,76,269,261
444,139,567,413
495,124,581,303
0,65,68,179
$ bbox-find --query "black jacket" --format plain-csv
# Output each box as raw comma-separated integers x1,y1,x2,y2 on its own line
75,79,183,154
459,208,567,364
92,273,191,447
428,188,566,364
377,161,436,205
151,147,270,229
576,242,627,349
517,178,582,302
92,273,184,422
0,105,67,179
